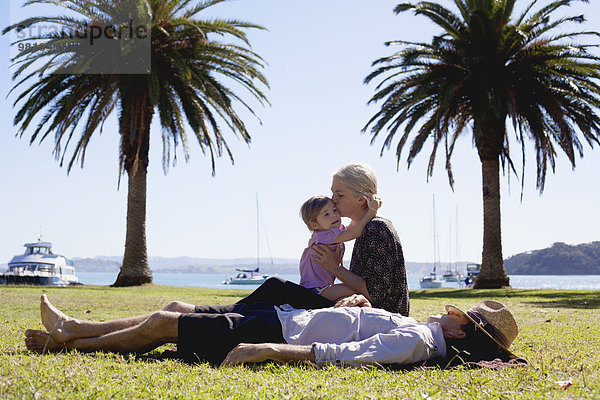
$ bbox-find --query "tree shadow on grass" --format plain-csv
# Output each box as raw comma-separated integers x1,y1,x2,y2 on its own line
409,289,600,309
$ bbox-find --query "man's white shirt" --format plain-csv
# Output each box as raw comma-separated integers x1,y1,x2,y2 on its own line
275,305,446,367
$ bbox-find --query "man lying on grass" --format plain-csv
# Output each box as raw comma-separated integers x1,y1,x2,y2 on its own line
25,294,518,367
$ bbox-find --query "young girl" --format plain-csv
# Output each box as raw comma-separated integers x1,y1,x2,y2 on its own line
299,194,381,302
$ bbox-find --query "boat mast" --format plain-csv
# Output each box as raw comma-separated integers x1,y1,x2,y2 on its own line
448,221,452,272
432,195,438,275
256,193,260,269
455,207,459,274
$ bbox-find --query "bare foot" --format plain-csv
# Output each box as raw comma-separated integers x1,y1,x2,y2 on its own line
40,294,76,343
25,329,65,353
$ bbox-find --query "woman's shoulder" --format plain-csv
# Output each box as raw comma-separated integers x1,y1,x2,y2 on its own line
363,216,398,237
365,216,394,230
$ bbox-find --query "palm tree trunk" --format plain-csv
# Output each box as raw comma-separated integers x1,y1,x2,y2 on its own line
474,157,510,288
113,159,153,286
113,87,153,287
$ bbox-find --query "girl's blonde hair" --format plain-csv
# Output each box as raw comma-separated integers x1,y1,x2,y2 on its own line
333,163,377,197
300,195,333,232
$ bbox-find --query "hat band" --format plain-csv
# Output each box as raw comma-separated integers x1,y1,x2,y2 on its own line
467,310,509,349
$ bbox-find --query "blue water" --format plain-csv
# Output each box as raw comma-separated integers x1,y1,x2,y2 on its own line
78,272,600,290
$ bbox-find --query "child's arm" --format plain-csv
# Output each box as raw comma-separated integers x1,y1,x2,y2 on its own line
329,195,382,244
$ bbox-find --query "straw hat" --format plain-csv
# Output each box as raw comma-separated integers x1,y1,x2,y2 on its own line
445,300,518,353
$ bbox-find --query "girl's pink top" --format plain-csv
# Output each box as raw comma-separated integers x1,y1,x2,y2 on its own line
299,226,345,289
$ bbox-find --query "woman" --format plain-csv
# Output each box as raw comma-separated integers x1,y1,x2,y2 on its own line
169,163,408,315
311,163,409,316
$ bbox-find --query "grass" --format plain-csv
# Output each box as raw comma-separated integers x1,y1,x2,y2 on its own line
0,285,599,399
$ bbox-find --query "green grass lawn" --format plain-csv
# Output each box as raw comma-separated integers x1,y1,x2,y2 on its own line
0,285,598,399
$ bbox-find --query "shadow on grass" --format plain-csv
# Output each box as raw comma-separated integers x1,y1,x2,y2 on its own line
410,289,600,309
2,350,31,356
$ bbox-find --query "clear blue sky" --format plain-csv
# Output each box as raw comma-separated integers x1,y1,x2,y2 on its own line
1,0,599,265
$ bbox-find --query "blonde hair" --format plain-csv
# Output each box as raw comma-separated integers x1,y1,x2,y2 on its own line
333,163,377,197
300,195,333,232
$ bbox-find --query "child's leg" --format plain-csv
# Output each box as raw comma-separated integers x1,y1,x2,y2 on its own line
237,277,334,309
319,284,356,302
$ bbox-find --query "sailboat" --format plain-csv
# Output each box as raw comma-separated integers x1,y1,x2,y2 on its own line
443,208,462,283
222,267,269,285
223,194,272,285
442,268,460,283
420,196,443,289
420,269,443,288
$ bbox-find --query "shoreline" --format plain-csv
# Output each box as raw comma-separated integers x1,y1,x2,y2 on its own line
73,272,600,291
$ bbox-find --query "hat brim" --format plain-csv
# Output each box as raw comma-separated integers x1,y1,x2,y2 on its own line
445,304,517,358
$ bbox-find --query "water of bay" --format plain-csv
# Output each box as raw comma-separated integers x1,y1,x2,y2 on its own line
78,272,600,290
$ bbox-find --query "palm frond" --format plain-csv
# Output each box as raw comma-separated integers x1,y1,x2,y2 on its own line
365,0,600,193
395,2,466,40
5,0,269,177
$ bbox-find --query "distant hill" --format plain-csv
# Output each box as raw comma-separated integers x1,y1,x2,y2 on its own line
72,257,302,274
505,242,600,275
70,256,468,276
72,258,121,272
12,243,599,276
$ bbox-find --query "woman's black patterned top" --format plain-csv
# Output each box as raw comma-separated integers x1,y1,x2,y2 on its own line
349,216,410,316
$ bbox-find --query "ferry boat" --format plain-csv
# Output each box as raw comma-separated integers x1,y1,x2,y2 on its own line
1,238,79,286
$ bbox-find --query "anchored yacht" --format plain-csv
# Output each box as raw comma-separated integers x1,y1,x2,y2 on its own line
223,267,269,285
1,238,79,286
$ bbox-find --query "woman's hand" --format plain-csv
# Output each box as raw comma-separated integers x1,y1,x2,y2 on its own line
310,244,342,273
312,244,372,303
334,294,372,308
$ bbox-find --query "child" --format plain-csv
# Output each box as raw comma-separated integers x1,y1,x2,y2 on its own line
298,194,381,302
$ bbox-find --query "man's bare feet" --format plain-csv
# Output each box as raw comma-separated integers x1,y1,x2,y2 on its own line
40,294,77,343
24,329,65,353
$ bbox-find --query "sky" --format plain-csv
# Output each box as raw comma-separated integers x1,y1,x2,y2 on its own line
1,0,599,266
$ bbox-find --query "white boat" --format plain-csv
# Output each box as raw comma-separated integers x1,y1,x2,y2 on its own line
420,195,444,289
442,208,463,283
463,263,481,287
223,194,272,285
443,268,461,282
1,238,79,286
223,268,270,285
420,272,443,288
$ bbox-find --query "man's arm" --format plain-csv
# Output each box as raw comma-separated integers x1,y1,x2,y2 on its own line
221,343,315,366
312,327,431,367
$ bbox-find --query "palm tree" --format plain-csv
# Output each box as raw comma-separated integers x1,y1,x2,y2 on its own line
4,0,268,286
364,0,600,288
